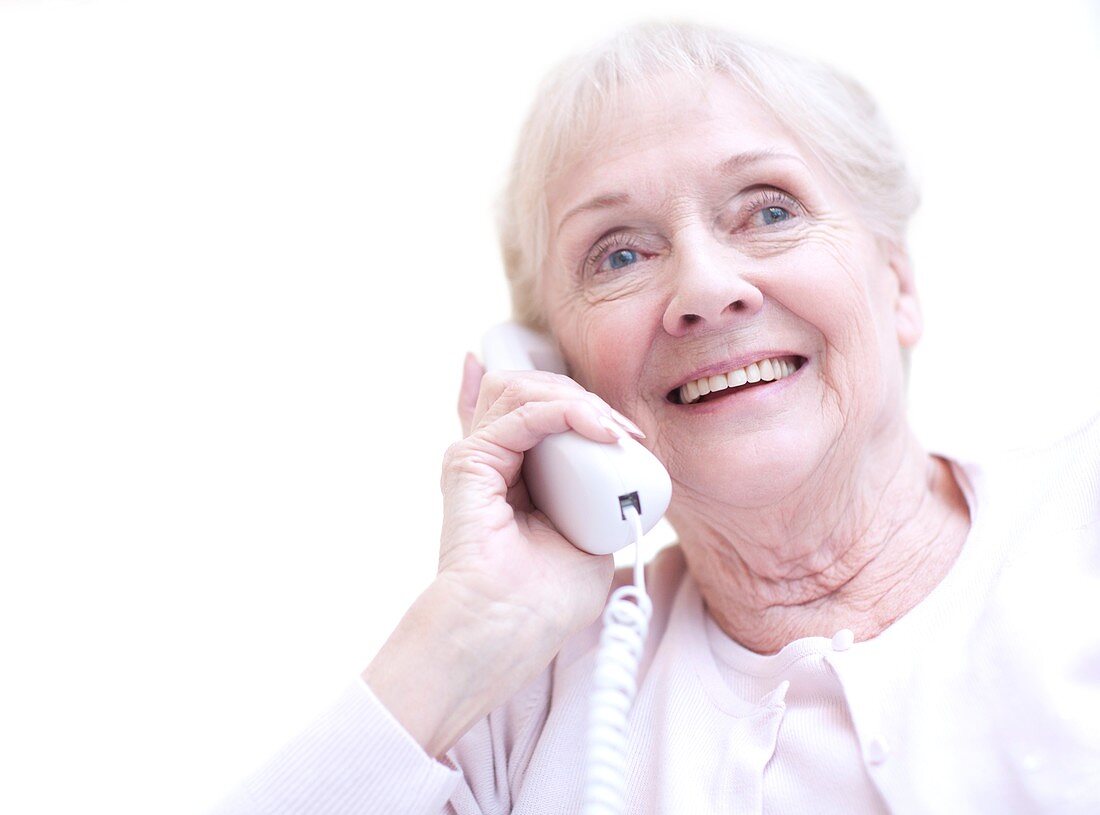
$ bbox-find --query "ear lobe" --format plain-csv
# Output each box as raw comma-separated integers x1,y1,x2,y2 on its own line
887,241,922,348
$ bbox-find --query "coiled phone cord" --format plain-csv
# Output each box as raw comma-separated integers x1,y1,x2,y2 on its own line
581,505,652,815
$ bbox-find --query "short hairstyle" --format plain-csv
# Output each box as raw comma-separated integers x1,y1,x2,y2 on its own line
495,21,920,380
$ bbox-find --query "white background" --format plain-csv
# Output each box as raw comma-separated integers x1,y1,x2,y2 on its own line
1,1,1098,813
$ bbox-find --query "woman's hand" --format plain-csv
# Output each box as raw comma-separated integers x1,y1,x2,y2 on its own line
437,352,642,642
362,352,643,760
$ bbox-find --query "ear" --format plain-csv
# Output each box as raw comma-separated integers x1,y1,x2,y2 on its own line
886,240,922,348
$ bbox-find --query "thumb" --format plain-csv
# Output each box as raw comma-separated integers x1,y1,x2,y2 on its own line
457,351,484,437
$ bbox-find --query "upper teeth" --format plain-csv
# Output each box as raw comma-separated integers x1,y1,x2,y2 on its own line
680,356,801,404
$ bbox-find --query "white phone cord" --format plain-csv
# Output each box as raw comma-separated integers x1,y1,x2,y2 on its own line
581,505,652,815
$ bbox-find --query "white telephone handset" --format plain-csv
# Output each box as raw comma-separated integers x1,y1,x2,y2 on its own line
481,322,670,815
481,322,672,555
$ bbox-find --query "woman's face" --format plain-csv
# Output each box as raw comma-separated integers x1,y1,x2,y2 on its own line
543,73,922,509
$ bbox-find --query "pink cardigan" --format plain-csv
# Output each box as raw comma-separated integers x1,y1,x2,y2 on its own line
212,412,1100,814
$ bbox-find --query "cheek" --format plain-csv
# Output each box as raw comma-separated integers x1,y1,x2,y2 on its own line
773,235,881,365
763,235,893,432
557,301,660,410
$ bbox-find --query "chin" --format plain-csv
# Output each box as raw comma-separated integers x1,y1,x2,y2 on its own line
684,439,821,509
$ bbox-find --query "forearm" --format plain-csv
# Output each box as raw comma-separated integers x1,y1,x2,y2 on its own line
362,577,559,760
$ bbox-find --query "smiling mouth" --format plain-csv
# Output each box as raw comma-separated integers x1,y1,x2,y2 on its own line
667,355,807,405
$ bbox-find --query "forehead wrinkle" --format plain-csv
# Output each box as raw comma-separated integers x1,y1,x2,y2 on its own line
555,193,631,237
660,194,701,232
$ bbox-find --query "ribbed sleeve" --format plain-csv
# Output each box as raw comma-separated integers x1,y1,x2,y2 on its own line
211,680,462,815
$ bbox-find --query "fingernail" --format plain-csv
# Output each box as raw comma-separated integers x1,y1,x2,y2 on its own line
598,415,629,441
610,409,645,438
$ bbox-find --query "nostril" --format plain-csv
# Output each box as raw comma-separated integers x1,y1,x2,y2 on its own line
682,314,702,326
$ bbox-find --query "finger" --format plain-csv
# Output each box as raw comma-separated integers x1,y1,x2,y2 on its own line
471,372,630,436
458,352,484,437
447,399,627,505
476,398,626,461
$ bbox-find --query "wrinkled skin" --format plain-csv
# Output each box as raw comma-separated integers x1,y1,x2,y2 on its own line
541,73,970,653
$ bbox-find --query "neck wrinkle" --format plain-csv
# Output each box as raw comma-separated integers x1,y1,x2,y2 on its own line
673,430,969,655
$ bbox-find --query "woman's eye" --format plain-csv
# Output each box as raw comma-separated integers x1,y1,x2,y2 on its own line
738,189,801,231
760,206,793,225
607,249,639,270
583,235,649,277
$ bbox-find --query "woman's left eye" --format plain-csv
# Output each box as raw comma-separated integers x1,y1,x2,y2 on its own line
607,249,639,270
741,190,801,230
760,206,792,225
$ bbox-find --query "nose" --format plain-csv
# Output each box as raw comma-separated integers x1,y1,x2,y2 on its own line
661,231,765,336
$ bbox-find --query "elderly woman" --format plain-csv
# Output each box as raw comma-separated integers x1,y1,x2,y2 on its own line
214,22,1100,815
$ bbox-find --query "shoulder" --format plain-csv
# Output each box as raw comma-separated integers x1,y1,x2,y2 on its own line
994,407,1100,474
953,407,1100,643
917,414,1100,785
945,407,1100,535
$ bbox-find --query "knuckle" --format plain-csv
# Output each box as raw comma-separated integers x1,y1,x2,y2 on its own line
529,370,580,392
511,401,539,424
440,439,484,491
479,370,510,394
481,376,528,415
524,369,566,385
441,440,466,472
499,380,526,404
547,371,579,388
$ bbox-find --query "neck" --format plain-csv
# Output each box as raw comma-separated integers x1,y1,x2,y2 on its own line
668,429,971,655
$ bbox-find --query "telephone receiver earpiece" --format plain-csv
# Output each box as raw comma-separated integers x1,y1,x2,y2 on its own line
481,322,672,555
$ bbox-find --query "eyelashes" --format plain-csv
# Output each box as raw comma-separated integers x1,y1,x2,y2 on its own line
739,188,800,226
585,233,648,276
581,188,804,276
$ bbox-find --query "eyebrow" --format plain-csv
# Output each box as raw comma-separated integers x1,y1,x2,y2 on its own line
554,150,803,237
715,149,802,176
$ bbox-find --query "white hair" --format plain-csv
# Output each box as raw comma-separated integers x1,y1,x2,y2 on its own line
495,20,920,379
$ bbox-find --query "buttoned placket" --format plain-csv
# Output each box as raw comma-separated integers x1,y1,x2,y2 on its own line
824,629,893,771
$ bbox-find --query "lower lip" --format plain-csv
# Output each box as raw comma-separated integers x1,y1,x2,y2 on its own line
675,359,808,414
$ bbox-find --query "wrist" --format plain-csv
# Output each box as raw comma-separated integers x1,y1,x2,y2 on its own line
363,577,559,758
